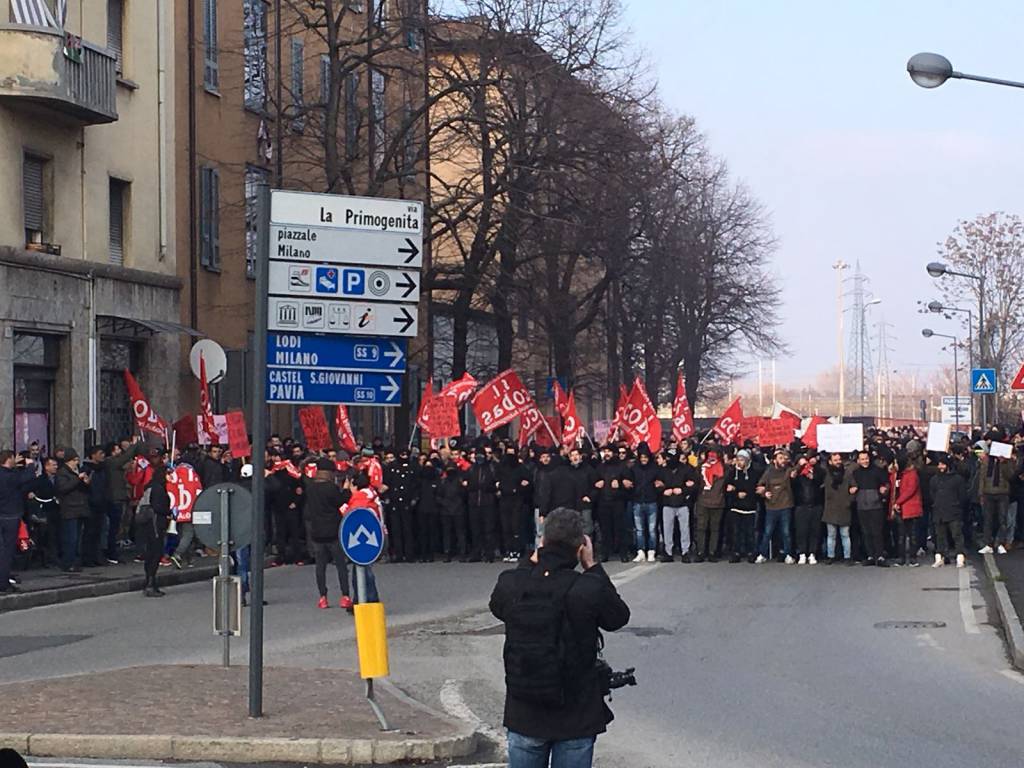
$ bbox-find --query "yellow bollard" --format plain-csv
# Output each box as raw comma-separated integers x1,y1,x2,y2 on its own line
353,601,390,679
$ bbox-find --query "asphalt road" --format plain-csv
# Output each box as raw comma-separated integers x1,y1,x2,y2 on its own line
3,557,1024,768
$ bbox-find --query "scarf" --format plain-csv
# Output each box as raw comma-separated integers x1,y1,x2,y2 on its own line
701,456,725,489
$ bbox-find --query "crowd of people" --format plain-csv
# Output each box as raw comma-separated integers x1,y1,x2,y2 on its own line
3,423,1024,600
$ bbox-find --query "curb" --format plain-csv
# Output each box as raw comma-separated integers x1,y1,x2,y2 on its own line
982,553,1024,671
0,731,478,764
0,564,220,613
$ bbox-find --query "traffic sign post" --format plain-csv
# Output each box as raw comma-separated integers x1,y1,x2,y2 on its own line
971,368,997,394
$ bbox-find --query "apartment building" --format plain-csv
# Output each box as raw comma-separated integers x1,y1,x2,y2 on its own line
0,0,181,453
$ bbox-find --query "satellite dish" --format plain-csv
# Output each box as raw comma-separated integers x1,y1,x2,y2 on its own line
190,339,228,384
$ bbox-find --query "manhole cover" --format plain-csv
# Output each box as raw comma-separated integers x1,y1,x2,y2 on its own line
873,621,946,630
0,634,91,659
621,626,672,638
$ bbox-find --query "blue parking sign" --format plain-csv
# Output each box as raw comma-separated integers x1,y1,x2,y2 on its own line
342,268,365,296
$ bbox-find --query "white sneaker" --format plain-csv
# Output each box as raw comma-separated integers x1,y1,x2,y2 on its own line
632,550,646,563
997,545,1008,555
933,553,944,568
956,554,966,568
784,555,796,565
797,554,807,565
978,545,994,555
754,555,767,564
808,554,817,565
647,550,656,563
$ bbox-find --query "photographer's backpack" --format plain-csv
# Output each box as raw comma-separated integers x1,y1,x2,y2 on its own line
502,568,579,707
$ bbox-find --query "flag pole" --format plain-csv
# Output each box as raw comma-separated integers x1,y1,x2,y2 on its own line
540,415,560,445
407,423,419,451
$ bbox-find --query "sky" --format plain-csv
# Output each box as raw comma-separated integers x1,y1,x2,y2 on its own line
622,0,1024,387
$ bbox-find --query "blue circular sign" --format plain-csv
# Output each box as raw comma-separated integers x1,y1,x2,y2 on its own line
340,507,385,566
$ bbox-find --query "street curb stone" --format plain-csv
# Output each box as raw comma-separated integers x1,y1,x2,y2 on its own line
982,553,1024,671
3,731,478,764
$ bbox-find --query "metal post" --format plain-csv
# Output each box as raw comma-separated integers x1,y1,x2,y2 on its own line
953,342,960,433
354,564,390,730
248,183,271,718
218,487,231,667
979,275,986,429
356,564,367,606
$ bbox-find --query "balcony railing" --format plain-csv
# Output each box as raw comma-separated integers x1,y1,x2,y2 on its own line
0,23,117,124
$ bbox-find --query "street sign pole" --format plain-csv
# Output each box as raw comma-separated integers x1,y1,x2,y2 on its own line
249,184,270,718
218,487,232,668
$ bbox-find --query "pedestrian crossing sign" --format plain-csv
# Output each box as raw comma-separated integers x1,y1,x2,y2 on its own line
971,368,997,394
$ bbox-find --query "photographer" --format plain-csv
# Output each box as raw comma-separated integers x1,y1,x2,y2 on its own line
489,507,631,768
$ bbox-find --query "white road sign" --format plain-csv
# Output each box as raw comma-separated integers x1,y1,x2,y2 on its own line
269,261,419,303
940,396,971,426
271,224,421,269
271,190,423,234
268,296,417,338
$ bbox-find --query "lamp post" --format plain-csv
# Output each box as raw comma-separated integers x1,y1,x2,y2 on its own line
861,297,881,416
923,328,960,431
907,53,1024,90
833,260,849,420
926,262,986,427
928,300,975,426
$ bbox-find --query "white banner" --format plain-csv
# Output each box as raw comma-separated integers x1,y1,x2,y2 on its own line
816,423,863,453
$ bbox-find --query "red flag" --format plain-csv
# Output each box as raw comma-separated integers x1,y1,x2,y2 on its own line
518,407,545,448
551,379,570,418
123,369,167,437
622,377,662,453
172,413,198,446
609,384,629,442
531,415,561,449
472,370,534,433
561,392,585,448
671,372,694,442
802,416,829,450
771,402,802,431
416,380,434,432
197,355,218,446
712,397,744,446
335,404,358,454
440,372,478,406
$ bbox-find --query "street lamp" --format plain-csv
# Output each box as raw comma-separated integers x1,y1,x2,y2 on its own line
925,262,987,427
907,52,1024,90
923,328,961,431
861,298,881,416
928,300,975,425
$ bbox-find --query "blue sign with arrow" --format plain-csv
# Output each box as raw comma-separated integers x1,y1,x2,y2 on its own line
266,368,402,405
267,333,406,372
971,367,997,394
340,507,385,566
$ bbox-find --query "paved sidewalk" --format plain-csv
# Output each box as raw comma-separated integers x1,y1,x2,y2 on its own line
998,547,1024,623
0,665,477,764
983,549,1024,670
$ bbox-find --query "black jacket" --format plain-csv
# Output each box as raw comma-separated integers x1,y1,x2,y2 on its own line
384,460,419,508
437,469,465,518
595,460,630,505
792,464,825,507
465,461,498,509
417,463,441,515
0,464,37,521
198,456,228,490
656,462,698,506
628,460,659,503
146,468,172,521
548,462,590,512
489,546,630,741
496,459,530,499
726,466,759,512
305,478,346,542
55,464,91,520
533,461,557,516
930,471,967,523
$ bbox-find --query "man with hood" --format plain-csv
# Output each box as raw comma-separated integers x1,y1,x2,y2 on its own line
496,444,531,561
693,446,727,562
594,444,632,563
627,442,659,563
656,445,698,562
726,449,758,563
464,447,499,562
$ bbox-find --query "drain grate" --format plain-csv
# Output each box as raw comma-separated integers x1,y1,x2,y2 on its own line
874,621,946,630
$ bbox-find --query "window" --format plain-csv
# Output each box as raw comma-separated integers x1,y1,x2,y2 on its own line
13,333,59,454
371,69,386,170
109,178,128,265
107,0,124,74
100,338,142,443
22,153,47,246
320,54,331,106
243,0,267,109
245,166,268,279
203,0,218,91
291,37,305,132
199,166,220,271
345,71,361,159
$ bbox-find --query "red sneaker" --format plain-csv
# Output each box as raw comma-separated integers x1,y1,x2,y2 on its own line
159,556,172,567
339,595,353,610
317,596,329,610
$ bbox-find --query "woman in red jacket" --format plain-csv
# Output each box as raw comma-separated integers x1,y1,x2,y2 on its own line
889,454,923,567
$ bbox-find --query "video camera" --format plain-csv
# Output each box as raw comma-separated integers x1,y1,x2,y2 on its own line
595,658,637,698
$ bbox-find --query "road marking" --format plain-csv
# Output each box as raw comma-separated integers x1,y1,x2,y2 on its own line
440,678,506,746
1000,669,1024,686
915,632,944,651
958,565,981,635
610,563,660,588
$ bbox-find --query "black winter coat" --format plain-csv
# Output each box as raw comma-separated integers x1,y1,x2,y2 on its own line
930,472,967,523
548,463,589,512
437,470,465,518
657,462,698,506
465,462,498,509
305,479,346,542
533,462,557,516
496,459,530,498
489,545,630,741
595,460,630,505
628,460,659,503
417,463,441,515
0,464,37,521
55,464,91,520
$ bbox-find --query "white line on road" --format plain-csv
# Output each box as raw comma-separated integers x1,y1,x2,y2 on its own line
999,669,1024,686
610,563,660,588
440,678,506,746
959,564,981,635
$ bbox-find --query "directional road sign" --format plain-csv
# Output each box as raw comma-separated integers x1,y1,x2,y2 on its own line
268,333,406,372
339,507,385,566
271,190,422,234
267,368,402,406
941,396,972,425
269,261,419,303
971,368,997,394
268,296,417,337
271,225,422,269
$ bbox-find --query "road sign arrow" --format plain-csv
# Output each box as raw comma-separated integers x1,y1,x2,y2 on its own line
384,341,404,369
394,306,415,333
397,271,417,298
383,375,400,402
348,524,380,549
399,237,420,264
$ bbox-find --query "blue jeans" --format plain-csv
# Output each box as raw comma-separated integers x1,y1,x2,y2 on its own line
60,518,83,569
235,545,251,596
632,501,657,551
507,731,596,768
758,507,792,558
826,524,851,559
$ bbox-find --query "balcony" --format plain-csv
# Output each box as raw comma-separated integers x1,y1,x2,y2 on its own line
0,23,117,124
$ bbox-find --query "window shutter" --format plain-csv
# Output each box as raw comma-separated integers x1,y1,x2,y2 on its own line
199,167,211,267
109,180,124,265
107,0,124,73
211,168,220,269
320,54,330,105
23,155,45,235
204,0,219,89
